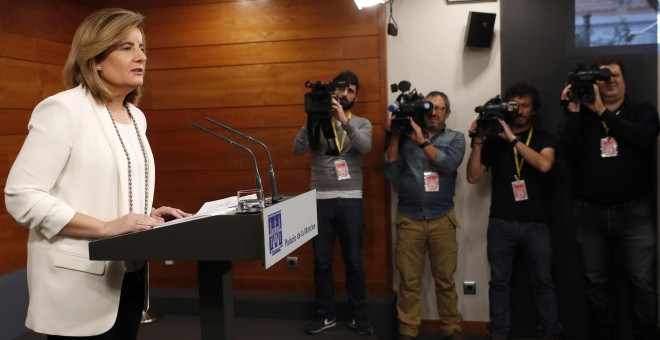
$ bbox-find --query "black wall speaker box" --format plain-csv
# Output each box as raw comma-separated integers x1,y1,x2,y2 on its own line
465,11,496,48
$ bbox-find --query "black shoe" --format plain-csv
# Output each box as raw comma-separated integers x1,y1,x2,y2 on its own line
305,314,336,334
348,318,374,335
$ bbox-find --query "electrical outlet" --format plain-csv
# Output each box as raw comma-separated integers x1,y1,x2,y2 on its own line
463,281,476,295
286,256,298,269
165,260,175,266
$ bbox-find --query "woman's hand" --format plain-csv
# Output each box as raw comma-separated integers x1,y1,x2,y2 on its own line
151,206,192,222
102,212,165,237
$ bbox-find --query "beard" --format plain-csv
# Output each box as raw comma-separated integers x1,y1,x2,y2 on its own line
510,114,531,128
340,98,355,112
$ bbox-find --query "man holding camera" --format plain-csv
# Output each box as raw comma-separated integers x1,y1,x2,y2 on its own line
383,91,466,340
558,57,659,340
293,70,374,335
466,82,562,340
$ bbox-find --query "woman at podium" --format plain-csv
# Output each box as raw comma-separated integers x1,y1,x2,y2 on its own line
4,8,190,340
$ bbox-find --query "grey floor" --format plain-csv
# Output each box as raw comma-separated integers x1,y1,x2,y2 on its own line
15,317,492,340
16,315,398,340
12,288,558,339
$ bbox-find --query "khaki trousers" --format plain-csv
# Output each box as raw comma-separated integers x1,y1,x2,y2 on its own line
394,211,463,337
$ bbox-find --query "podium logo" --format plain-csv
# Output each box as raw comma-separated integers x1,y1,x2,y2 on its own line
268,210,283,255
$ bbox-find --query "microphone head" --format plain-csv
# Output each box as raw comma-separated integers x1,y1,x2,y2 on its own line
388,101,400,112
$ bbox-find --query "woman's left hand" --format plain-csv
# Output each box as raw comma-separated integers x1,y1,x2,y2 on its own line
151,206,192,222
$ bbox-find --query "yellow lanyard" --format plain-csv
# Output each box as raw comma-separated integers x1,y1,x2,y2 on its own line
601,109,621,136
513,127,533,179
331,112,352,155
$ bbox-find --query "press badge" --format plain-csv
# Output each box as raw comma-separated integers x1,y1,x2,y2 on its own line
512,178,529,201
600,137,618,158
334,159,351,180
424,171,439,192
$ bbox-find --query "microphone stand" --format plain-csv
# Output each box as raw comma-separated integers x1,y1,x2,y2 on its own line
140,262,160,324
204,117,279,203
187,121,264,193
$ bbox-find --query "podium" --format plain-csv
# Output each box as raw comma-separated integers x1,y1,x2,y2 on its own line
89,190,317,340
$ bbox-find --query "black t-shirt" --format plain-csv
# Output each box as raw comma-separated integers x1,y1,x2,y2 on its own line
481,127,557,222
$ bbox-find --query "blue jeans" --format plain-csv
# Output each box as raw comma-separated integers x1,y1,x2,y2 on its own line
313,198,366,319
487,218,561,337
573,195,658,340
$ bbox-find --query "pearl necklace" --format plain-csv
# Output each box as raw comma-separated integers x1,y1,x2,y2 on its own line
107,105,149,215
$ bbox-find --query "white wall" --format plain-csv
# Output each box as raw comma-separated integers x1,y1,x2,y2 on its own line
386,0,500,322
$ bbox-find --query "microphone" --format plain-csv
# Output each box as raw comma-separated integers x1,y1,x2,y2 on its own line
204,117,280,203
187,120,264,199
387,101,400,112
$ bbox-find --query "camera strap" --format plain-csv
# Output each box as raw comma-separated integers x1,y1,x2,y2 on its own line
513,127,534,179
331,112,352,155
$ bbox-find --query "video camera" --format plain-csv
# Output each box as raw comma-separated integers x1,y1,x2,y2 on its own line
388,80,434,135
303,80,339,155
473,95,519,137
567,62,611,103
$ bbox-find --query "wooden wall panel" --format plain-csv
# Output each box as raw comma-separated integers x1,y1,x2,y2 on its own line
1,0,391,294
136,0,380,48
0,0,90,43
146,36,379,70
0,58,64,109
142,59,382,110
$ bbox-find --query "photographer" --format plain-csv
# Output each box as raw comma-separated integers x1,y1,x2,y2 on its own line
383,91,466,340
292,70,373,335
558,57,659,340
466,82,561,340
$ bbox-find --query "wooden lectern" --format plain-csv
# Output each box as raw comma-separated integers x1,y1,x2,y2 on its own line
89,190,317,340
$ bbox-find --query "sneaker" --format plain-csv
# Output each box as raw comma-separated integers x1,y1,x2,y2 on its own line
305,314,336,334
348,318,374,335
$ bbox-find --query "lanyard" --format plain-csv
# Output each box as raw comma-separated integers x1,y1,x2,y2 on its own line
513,127,533,179
601,109,621,136
331,112,352,155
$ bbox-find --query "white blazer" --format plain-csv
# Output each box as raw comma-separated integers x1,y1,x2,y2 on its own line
5,85,155,336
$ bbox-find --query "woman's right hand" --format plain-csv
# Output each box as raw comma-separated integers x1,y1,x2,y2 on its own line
103,212,164,237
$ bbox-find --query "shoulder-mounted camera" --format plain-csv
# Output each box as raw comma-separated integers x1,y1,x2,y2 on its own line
388,80,433,135
473,95,518,137
303,80,339,155
567,62,611,103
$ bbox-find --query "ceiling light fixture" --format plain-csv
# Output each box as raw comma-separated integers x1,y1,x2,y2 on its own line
354,0,386,10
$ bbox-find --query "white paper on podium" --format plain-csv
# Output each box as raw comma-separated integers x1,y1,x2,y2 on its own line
156,196,239,228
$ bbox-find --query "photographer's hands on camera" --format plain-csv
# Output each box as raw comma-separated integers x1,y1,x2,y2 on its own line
468,117,516,146
331,96,350,125
561,83,606,116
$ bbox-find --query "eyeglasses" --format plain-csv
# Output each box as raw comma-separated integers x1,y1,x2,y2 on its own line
432,106,446,113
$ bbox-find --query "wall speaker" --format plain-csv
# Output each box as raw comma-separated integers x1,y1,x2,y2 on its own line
465,11,496,48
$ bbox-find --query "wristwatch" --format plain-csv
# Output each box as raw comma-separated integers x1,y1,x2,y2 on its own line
419,138,431,148
510,137,520,147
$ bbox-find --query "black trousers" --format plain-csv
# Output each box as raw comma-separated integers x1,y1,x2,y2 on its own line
47,267,145,340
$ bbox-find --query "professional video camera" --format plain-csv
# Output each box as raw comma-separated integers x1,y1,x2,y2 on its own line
567,62,611,103
303,80,339,155
388,80,434,135
473,95,519,137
